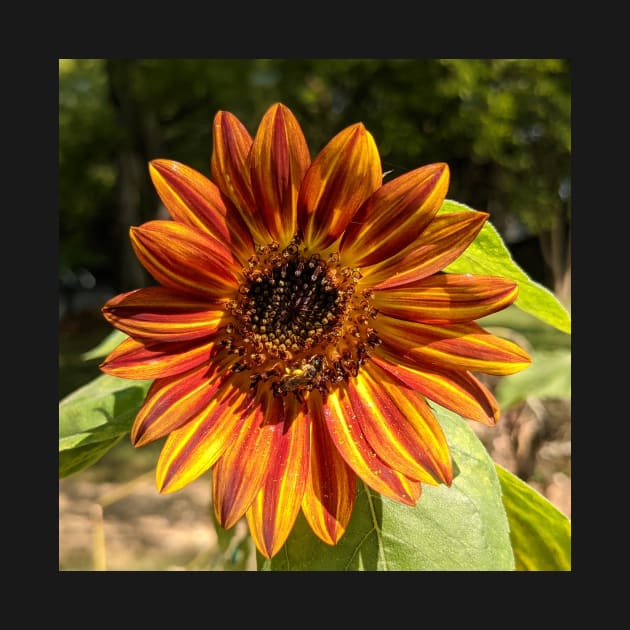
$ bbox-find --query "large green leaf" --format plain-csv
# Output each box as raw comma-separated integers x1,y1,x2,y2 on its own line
259,406,514,571
59,374,151,478
440,199,571,335
496,464,571,570
59,435,124,478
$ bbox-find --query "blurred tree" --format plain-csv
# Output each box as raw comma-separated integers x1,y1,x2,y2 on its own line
59,59,570,303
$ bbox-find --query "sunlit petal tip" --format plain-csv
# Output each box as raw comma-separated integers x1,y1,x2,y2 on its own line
249,102,310,245
340,160,452,267
148,158,172,175
364,209,491,289
298,121,381,251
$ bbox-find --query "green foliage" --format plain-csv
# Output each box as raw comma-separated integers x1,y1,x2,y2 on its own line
59,59,121,273
496,464,571,570
260,405,514,570
80,329,127,361
59,374,151,477
442,199,571,334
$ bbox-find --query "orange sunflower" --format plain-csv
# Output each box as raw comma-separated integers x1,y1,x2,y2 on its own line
100,102,531,559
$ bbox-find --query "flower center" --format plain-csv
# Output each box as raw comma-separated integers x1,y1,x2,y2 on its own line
221,235,381,401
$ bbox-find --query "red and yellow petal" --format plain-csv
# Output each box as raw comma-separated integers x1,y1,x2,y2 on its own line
350,363,453,486
156,377,254,493
298,123,382,252
245,396,310,559
249,103,311,248
102,286,225,343
130,220,240,299
324,384,421,505
100,336,215,380
149,159,254,264
360,210,488,290
340,163,449,267
301,391,356,546
378,316,532,376
211,110,272,244
212,393,285,530
130,362,228,446
371,273,519,324
372,350,500,425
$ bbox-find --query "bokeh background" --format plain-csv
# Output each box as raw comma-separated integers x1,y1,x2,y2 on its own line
59,58,571,571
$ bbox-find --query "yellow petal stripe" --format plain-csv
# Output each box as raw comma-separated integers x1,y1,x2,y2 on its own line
131,361,228,446
298,123,382,252
100,336,216,380
361,211,488,290
301,391,356,546
149,159,254,264
378,316,532,376
350,363,453,485
340,163,449,267
249,103,311,248
324,384,421,505
372,273,519,324
372,350,500,425
156,378,253,493
130,220,239,299
212,392,282,530
245,395,310,559
211,110,271,244
102,286,225,343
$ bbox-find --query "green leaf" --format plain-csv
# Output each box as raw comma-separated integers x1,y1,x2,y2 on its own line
495,349,571,410
59,374,151,478
259,406,514,571
496,464,571,570
440,199,571,335
81,329,127,361
59,435,124,478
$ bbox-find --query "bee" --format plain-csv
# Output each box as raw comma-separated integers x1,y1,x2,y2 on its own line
274,354,327,401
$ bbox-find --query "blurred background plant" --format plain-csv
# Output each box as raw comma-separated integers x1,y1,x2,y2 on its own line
58,58,570,571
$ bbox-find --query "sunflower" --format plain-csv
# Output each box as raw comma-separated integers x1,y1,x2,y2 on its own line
100,103,531,559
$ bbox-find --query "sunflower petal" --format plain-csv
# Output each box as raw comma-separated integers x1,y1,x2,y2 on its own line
156,379,253,493
149,159,254,264
324,385,421,504
361,210,488,290
132,362,229,445
351,363,453,485
372,273,519,324
340,163,449,267
212,393,284,530
298,123,382,252
301,391,356,546
378,316,532,376
100,335,215,380
102,286,224,343
130,221,239,299
211,110,271,244
249,103,311,247
372,350,500,425
245,396,310,559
